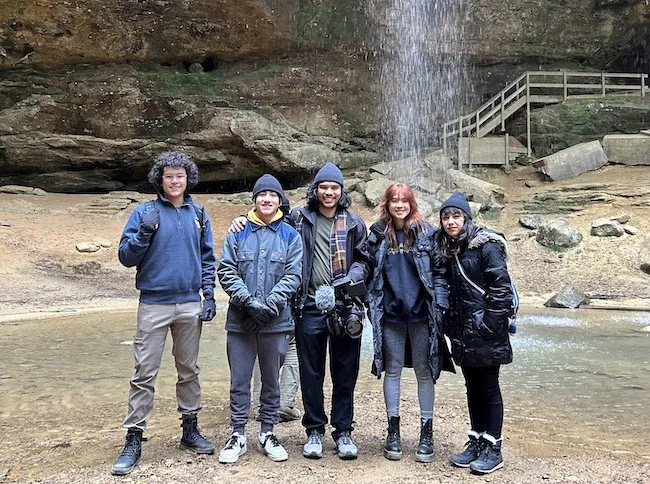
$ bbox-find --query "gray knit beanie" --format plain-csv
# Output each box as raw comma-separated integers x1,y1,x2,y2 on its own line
313,162,344,187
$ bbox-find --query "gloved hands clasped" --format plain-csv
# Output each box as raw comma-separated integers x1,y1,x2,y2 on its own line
139,209,160,236
243,297,278,332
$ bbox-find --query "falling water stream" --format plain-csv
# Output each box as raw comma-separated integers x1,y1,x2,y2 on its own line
1,306,648,478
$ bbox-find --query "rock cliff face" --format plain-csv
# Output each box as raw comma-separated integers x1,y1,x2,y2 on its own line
1,1,648,192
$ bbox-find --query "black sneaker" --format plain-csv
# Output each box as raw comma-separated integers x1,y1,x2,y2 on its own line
449,430,482,468
469,434,503,474
111,429,142,476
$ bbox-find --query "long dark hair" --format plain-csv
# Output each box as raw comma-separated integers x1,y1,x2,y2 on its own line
435,207,476,261
378,183,425,248
306,182,351,212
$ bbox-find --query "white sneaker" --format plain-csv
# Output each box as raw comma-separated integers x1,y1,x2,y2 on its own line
257,432,288,462
218,432,247,464
336,432,358,460
303,430,324,459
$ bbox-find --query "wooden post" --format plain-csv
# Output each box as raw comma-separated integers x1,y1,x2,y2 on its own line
468,137,473,170
526,72,531,158
563,71,567,100
505,133,510,168
500,90,505,131
475,110,480,138
601,72,606,96
642,74,647,98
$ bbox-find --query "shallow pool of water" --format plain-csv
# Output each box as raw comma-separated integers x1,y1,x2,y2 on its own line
0,306,648,477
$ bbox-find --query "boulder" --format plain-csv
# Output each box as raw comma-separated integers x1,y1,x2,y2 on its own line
442,169,506,209
591,218,624,237
0,185,47,196
602,134,650,165
641,262,650,275
519,214,543,229
610,213,630,224
75,242,101,253
544,285,590,308
536,219,582,250
364,177,395,206
536,140,608,181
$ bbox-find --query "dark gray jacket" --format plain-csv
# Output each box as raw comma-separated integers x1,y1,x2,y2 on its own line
218,218,303,333
367,221,452,380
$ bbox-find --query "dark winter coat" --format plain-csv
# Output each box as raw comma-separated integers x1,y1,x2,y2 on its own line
367,221,453,380
288,206,370,310
443,228,513,367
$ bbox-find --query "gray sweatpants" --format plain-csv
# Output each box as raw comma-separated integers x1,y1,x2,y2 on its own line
123,302,203,430
252,337,299,409
227,331,291,432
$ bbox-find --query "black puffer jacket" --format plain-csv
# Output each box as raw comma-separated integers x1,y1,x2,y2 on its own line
443,227,513,367
367,221,453,380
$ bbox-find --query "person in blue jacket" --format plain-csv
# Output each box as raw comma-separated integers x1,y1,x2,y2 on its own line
217,174,303,464
111,151,217,476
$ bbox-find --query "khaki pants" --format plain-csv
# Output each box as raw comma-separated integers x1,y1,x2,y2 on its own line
123,302,202,430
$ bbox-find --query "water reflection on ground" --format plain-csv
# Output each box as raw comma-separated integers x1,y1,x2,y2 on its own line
0,306,648,478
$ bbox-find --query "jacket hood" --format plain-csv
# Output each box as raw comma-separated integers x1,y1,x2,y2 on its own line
467,229,509,261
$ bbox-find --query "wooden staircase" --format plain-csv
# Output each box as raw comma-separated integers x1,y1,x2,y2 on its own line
442,71,649,170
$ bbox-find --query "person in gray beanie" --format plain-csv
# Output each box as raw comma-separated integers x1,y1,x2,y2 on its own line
112,150,216,476
217,173,303,463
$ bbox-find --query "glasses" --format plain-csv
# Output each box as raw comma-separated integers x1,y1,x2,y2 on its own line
163,174,187,181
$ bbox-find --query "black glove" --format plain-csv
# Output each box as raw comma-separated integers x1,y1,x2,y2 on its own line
140,209,160,235
200,298,216,321
265,295,283,317
245,298,274,325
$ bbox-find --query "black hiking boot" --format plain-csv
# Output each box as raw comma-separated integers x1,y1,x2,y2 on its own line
383,416,402,460
415,418,434,463
469,433,503,474
449,430,482,468
111,429,142,476
180,414,216,454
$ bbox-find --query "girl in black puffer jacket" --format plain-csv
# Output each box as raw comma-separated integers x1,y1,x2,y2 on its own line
367,183,451,464
435,192,513,475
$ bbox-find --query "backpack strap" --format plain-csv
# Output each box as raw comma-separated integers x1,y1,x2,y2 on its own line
191,201,206,237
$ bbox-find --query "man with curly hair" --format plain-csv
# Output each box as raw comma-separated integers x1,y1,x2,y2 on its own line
112,151,217,476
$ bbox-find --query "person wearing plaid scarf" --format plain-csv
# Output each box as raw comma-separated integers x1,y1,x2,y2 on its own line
288,162,370,461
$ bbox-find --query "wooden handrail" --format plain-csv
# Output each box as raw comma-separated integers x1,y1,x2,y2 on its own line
442,71,649,143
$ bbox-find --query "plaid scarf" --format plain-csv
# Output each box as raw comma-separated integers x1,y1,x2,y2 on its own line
330,210,348,280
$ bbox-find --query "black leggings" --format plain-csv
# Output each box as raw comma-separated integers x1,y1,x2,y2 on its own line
461,365,503,438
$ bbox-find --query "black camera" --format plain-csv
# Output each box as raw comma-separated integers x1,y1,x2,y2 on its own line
330,278,367,339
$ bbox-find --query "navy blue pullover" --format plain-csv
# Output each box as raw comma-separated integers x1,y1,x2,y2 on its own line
118,195,216,304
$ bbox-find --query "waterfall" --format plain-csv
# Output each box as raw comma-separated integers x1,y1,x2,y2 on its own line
371,0,468,165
